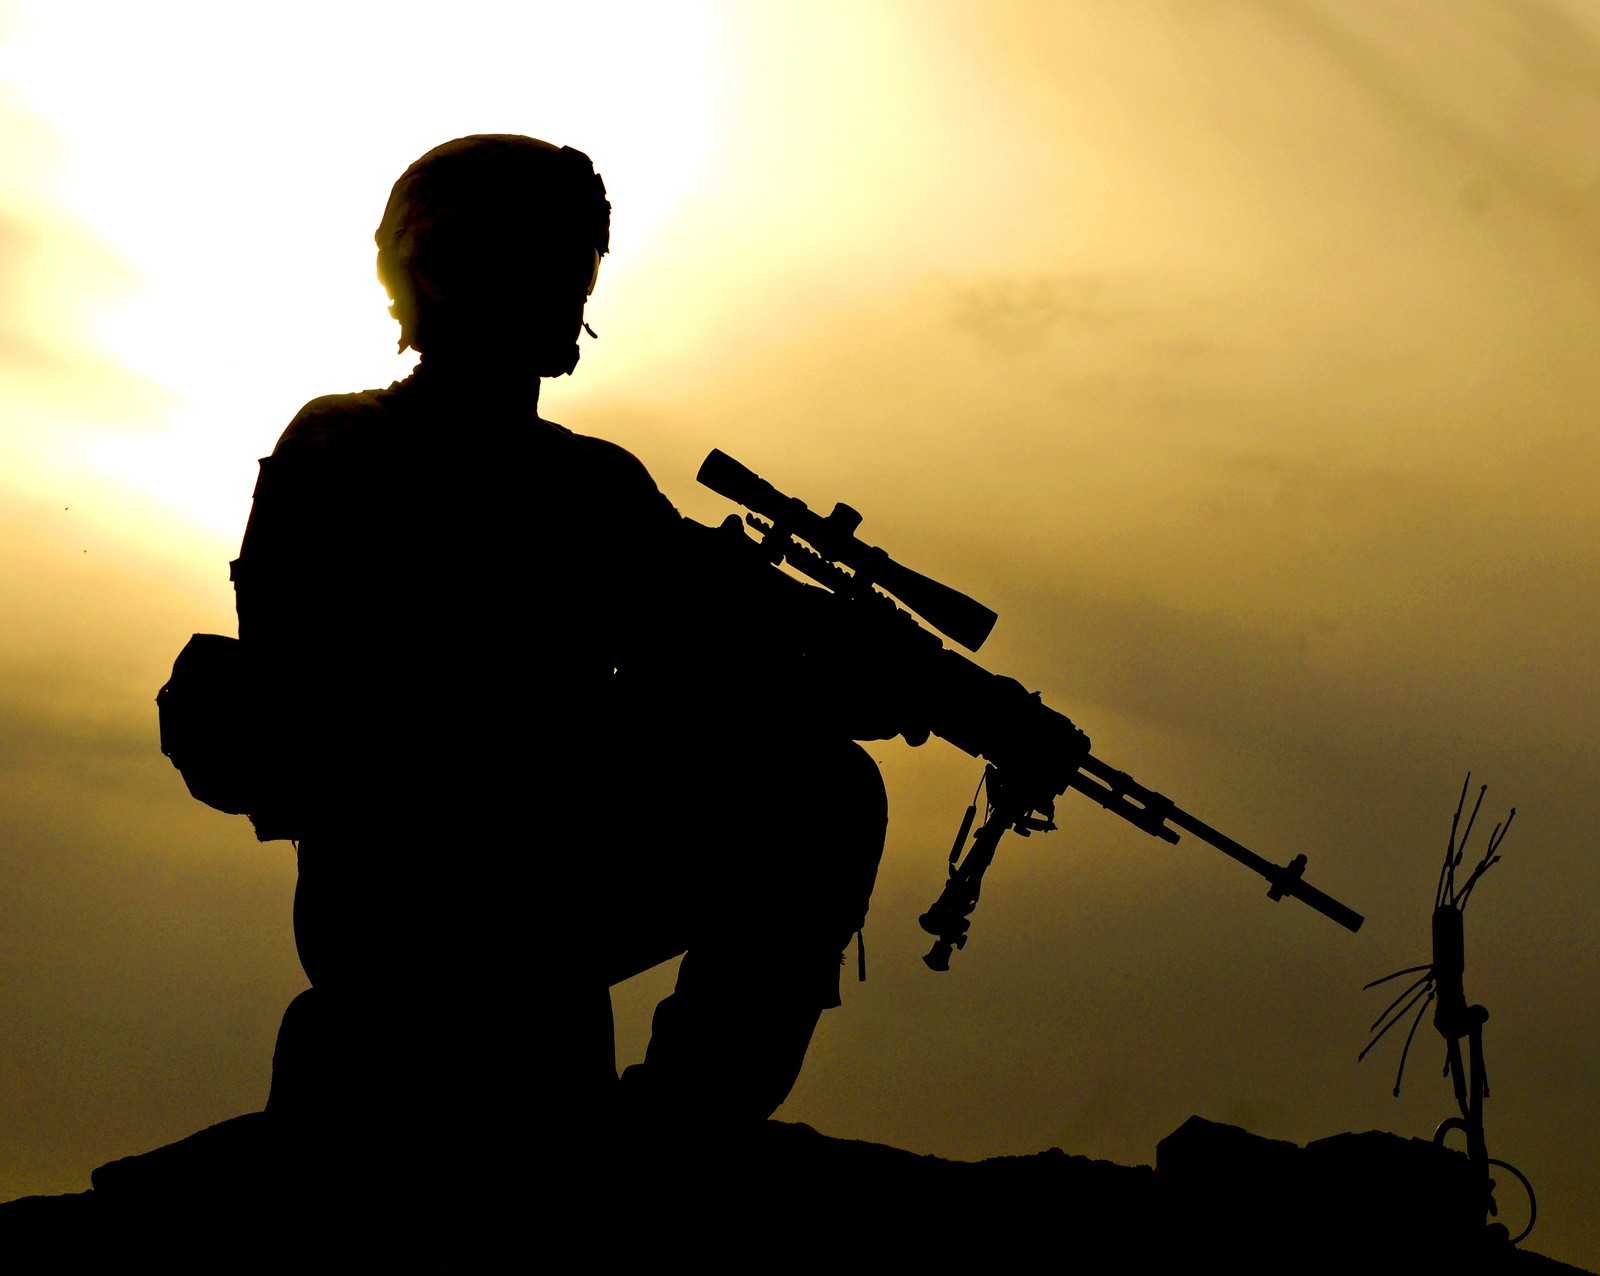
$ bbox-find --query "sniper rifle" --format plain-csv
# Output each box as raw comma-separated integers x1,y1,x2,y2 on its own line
695,449,1365,970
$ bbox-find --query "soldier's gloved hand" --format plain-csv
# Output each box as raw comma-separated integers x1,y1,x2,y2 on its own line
801,648,931,746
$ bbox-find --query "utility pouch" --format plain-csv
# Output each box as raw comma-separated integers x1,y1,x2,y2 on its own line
156,633,263,817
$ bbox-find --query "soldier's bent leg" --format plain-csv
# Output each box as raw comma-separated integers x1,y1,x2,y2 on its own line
614,735,887,1128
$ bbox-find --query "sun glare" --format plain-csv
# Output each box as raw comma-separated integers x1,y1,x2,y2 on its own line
1,0,719,539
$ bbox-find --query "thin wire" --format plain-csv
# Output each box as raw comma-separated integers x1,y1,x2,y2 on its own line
1448,784,1489,904
1367,972,1435,1034
1391,991,1435,1097
1458,807,1514,913
1437,773,1471,908
1363,963,1434,990
1360,984,1433,1062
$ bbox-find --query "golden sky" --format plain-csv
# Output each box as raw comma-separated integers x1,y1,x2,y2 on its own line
3,1,1598,1262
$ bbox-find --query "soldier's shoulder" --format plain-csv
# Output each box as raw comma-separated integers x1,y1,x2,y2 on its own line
273,384,406,455
566,428,654,483
548,423,674,508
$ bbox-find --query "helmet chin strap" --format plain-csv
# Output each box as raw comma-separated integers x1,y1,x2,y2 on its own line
579,249,601,343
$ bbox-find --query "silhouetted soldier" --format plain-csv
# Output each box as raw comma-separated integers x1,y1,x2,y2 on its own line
230,136,888,1215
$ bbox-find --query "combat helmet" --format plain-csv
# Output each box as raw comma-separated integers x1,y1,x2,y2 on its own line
375,135,611,369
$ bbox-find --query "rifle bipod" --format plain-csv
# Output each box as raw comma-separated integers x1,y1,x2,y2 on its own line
919,767,1054,971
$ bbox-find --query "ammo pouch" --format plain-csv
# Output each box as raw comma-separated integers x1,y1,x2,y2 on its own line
157,634,295,840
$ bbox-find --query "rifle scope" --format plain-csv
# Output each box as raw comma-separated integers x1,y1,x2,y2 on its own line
698,450,998,652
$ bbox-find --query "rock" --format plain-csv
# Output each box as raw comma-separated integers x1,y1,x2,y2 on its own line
1,1115,1585,1273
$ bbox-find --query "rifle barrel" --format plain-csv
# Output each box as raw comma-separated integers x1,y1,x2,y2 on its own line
1164,805,1365,932
1073,755,1363,932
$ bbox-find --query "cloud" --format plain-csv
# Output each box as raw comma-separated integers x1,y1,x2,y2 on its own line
0,102,170,426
